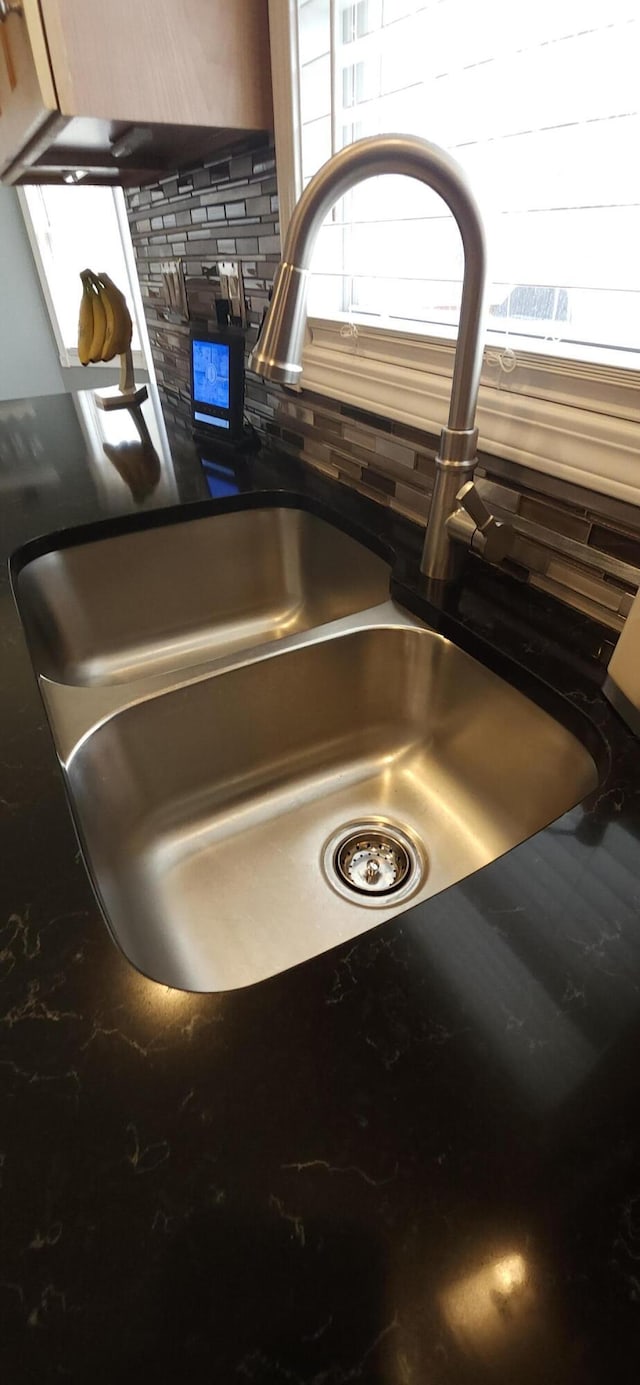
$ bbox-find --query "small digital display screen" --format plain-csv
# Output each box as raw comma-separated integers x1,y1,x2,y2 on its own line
192,339,230,411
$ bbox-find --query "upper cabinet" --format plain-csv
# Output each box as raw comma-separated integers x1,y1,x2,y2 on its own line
0,0,273,185
0,2,58,178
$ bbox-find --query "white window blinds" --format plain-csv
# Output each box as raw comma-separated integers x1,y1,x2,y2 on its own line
295,0,640,363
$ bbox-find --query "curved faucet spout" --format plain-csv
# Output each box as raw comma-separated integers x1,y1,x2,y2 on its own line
249,134,490,580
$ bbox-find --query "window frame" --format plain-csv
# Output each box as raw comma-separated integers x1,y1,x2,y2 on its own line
269,0,640,502
17,185,153,376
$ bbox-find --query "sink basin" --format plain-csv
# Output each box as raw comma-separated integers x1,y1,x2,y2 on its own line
14,505,598,992
68,615,595,991
17,504,390,686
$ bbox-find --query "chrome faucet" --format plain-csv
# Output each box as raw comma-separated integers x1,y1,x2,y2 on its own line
249,133,511,581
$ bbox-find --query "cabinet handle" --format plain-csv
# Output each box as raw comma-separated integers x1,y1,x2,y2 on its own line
0,1,23,20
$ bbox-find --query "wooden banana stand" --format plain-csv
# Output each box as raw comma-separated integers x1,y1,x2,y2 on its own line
95,348,148,412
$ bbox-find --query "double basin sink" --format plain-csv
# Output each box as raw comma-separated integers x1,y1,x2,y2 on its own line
14,502,598,992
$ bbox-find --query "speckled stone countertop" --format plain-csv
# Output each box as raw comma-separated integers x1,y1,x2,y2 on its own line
1,387,640,1384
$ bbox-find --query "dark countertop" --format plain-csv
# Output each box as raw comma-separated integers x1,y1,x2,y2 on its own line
1,388,640,1383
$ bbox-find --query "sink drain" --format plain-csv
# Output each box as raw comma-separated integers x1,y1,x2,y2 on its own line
323,820,425,908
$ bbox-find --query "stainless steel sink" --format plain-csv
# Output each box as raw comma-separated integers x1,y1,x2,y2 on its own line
17,505,390,686
15,506,598,992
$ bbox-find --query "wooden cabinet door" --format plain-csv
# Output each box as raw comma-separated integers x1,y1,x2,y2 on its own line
39,0,272,130
0,0,58,177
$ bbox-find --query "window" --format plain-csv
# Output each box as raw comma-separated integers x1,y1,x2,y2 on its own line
19,185,149,371
269,0,640,500
294,0,639,364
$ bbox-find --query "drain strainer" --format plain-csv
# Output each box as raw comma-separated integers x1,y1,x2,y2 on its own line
323,819,425,908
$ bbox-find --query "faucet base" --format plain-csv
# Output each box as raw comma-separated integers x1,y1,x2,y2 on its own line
420,447,476,581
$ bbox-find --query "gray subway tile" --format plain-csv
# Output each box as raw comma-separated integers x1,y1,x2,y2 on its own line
200,187,234,206
395,482,429,515
391,417,437,449
203,159,229,181
223,218,260,231
245,194,271,215
519,495,592,542
277,400,315,426
329,452,362,480
374,435,416,467
341,403,393,433
230,154,254,179
365,469,396,496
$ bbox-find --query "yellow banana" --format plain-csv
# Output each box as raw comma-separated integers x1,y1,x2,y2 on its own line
106,275,133,356
93,274,117,362
88,280,107,363
97,272,132,360
77,270,96,367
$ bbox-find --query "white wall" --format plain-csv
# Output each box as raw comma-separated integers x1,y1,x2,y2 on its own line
0,186,65,401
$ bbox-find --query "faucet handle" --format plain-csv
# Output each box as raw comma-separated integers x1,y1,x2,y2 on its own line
447,480,513,565
455,480,494,531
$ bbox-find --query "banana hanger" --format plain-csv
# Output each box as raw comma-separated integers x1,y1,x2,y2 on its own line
78,268,147,412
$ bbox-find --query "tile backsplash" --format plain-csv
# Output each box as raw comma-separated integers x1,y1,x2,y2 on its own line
125,138,280,441
266,388,639,636
126,143,639,639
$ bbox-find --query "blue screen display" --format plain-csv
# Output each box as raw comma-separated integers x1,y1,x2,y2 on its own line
192,339,230,410
202,460,240,499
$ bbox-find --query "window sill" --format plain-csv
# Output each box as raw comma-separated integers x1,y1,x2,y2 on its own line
301,318,640,506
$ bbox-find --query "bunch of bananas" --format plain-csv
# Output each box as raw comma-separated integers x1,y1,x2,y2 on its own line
77,269,133,366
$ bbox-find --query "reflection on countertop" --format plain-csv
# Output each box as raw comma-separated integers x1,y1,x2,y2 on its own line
74,387,174,508
0,385,203,546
